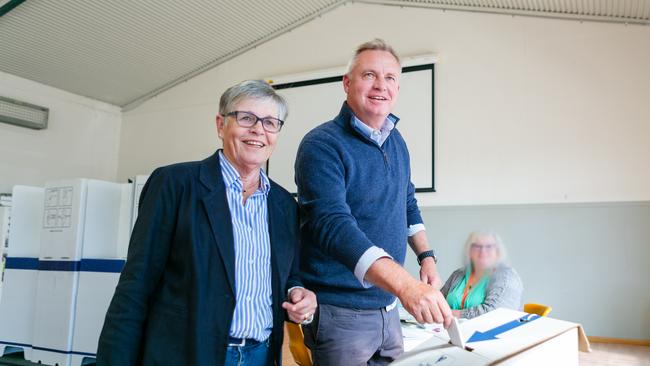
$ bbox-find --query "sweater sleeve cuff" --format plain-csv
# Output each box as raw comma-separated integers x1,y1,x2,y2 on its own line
287,286,304,298
354,246,393,288
408,223,426,237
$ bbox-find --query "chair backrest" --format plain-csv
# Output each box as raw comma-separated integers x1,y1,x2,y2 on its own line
286,322,312,366
524,303,552,316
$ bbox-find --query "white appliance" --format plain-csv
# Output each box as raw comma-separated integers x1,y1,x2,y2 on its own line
30,179,127,366
69,182,134,365
0,186,44,360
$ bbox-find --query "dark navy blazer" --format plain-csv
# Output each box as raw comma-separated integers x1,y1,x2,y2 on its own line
97,151,301,365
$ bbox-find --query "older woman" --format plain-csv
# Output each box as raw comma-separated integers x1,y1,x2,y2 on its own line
97,80,316,366
441,231,523,319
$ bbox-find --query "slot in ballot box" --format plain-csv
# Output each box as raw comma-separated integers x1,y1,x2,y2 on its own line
393,308,590,366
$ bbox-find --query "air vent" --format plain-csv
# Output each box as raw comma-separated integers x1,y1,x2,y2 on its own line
0,96,49,130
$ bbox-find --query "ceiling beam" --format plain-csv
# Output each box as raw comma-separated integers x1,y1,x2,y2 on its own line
0,0,24,17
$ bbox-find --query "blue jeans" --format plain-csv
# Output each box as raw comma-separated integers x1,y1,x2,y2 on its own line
224,338,270,366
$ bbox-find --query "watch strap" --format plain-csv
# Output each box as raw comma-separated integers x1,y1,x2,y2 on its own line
417,250,437,265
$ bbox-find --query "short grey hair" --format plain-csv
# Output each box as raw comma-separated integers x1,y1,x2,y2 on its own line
219,79,288,121
463,230,508,266
345,38,401,75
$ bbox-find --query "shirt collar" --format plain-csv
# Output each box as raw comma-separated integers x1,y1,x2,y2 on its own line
218,150,270,195
352,114,396,142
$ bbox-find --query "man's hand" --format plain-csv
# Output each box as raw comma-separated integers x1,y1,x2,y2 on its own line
419,257,442,290
365,258,453,328
397,279,452,328
282,287,317,324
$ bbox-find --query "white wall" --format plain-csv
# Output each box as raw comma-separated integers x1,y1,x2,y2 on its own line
118,3,650,208
0,71,122,193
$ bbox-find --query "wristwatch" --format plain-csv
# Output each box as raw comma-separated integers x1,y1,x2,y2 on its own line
417,250,437,265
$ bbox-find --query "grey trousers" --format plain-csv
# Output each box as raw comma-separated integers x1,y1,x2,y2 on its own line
303,303,404,366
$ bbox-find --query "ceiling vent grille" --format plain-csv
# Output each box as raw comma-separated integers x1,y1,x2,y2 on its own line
0,96,49,130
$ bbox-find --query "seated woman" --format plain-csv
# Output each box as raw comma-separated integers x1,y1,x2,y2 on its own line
441,231,523,319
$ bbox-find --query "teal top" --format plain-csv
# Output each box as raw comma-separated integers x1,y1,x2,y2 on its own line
441,264,524,319
446,265,490,310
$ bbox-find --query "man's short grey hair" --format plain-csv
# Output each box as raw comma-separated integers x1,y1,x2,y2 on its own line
345,38,401,75
219,80,288,121
463,230,508,266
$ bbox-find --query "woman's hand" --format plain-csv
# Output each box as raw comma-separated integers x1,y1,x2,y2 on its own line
282,288,317,324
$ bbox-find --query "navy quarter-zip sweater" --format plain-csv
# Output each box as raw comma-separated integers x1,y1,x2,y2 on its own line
295,102,424,309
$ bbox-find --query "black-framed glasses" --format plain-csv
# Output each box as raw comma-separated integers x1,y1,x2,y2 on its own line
225,111,284,133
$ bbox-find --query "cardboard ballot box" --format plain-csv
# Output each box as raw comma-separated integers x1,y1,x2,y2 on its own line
393,308,590,366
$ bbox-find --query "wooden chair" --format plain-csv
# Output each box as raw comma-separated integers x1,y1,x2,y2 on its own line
286,322,312,366
524,303,552,316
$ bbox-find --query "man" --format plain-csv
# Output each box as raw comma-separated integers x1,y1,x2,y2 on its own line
295,39,452,365
97,80,316,365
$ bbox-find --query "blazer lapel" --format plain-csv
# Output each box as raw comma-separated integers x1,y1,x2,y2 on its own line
200,152,236,293
267,187,290,296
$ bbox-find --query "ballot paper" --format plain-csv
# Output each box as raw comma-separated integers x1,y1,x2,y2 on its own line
447,317,466,349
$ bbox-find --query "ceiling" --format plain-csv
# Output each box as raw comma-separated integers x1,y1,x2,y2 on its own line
0,0,648,110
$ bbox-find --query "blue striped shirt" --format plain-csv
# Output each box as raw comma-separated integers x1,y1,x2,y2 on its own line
219,151,273,341
352,114,395,147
